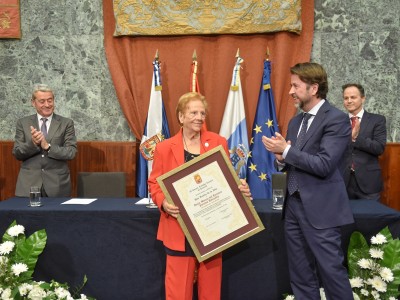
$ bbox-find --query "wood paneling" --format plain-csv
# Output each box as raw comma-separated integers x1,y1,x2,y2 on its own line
0,142,21,201
1,141,399,211
0,141,137,200
379,143,400,210
68,141,137,197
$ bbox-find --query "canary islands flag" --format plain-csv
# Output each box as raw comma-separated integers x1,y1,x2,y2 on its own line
246,60,279,199
219,54,249,179
136,59,170,198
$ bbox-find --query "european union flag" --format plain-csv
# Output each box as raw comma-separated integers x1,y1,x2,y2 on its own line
246,60,279,199
136,59,170,198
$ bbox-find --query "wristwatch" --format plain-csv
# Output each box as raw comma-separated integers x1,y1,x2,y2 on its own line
45,143,51,151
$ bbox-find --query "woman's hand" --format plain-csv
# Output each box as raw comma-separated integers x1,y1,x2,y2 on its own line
162,199,180,218
238,179,252,200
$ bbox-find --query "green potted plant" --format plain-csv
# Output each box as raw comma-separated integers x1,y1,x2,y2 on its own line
0,220,94,299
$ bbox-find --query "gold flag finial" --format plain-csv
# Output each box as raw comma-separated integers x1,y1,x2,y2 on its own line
235,48,240,58
154,49,159,61
192,50,197,61
266,47,270,61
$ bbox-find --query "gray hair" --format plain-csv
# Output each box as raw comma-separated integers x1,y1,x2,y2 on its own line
31,84,54,100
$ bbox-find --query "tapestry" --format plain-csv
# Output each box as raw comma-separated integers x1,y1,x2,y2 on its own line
113,0,301,36
0,0,20,39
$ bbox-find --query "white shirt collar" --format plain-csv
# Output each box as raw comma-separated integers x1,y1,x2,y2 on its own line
304,99,325,117
37,113,53,125
348,108,364,120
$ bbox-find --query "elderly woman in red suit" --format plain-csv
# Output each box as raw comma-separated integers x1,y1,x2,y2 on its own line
148,92,251,300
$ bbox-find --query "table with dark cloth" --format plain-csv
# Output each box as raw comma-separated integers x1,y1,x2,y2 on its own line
0,198,399,300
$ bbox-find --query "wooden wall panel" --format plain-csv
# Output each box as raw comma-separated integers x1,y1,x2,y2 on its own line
0,142,21,201
0,141,138,200
1,141,399,211
379,143,400,210
68,141,137,197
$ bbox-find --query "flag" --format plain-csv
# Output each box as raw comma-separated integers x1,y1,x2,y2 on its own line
136,58,170,198
219,53,249,179
246,60,279,199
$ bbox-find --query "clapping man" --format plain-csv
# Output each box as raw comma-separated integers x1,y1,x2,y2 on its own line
13,84,77,197
262,63,354,299
342,83,387,200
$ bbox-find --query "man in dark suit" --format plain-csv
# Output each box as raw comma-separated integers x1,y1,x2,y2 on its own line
262,63,354,299
342,83,387,200
13,84,77,197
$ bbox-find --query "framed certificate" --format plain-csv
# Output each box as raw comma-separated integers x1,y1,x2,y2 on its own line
157,145,265,262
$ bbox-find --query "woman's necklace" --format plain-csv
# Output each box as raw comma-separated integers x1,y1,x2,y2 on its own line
183,134,200,162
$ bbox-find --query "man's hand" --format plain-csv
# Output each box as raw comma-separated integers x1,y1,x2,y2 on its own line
262,132,288,153
30,126,50,150
30,126,44,146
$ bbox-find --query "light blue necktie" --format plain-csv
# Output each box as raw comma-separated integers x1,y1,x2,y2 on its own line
41,118,48,138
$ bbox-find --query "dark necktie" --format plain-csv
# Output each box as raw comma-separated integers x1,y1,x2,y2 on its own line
350,116,357,170
41,118,48,138
287,113,311,195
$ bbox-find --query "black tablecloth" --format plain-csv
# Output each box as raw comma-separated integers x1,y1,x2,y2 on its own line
0,198,399,300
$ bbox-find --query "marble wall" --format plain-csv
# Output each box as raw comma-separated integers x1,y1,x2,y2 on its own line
313,0,399,142
0,0,398,141
0,0,134,141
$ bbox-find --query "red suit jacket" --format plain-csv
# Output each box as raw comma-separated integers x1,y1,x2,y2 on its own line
148,129,229,251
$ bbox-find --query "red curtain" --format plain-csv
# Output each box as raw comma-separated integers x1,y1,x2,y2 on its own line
103,0,314,140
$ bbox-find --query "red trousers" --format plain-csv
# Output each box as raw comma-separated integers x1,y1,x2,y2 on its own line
165,254,222,300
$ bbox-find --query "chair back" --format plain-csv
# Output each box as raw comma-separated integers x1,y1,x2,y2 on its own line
77,172,126,197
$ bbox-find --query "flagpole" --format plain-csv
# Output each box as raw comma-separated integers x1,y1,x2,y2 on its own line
246,53,280,199
190,49,207,130
136,50,171,207
219,51,249,179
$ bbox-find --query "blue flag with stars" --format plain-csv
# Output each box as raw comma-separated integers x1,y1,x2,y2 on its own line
246,60,279,199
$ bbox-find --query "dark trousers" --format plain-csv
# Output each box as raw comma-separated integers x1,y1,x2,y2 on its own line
40,185,48,197
284,194,353,300
347,173,380,201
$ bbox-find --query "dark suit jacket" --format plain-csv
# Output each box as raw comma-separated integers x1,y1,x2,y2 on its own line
283,101,354,229
13,113,77,197
148,129,229,251
342,111,386,194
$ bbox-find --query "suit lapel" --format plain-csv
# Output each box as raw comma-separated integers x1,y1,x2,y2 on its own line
359,111,370,136
46,114,60,141
170,130,185,166
289,114,304,145
299,101,330,149
29,114,39,131
200,130,214,154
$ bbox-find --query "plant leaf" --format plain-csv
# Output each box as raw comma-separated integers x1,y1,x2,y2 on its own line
347,231,369,278
15,229,47,278
381,239,400,296
2,220,17,242
379,226,394,243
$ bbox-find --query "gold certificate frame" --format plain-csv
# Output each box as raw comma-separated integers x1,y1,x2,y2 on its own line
157,145,265,262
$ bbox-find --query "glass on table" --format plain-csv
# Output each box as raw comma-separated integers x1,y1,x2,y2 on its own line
272,189,284,210
29,186,42,207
